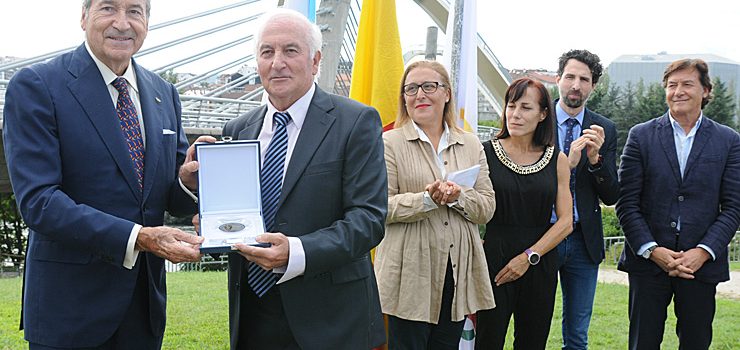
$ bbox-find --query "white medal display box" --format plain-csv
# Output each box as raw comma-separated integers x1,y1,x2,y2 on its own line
195,140,265,253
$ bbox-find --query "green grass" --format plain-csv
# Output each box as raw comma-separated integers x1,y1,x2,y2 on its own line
503,281,740,349
2,272,739,349
0,272,229,350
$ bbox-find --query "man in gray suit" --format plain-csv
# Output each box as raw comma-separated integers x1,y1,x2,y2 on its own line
187,8,387,350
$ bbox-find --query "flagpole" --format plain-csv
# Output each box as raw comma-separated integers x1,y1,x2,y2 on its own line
448,0,465,99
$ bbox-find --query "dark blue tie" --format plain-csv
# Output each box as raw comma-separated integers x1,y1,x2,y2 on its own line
248,111,291,297
563,118,578,219
112,77,145,191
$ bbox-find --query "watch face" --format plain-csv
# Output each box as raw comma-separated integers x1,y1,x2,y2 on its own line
528,253,540,265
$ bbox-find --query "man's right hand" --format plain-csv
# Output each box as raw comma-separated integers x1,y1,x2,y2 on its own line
179,135,218,191
136,226,204,263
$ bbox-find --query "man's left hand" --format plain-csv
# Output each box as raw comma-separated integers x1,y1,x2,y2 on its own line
179,135,218,190
582,125,605,164
234,232,290,270
669,247,711,278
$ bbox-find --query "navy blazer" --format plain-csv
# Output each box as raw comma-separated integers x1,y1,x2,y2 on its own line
554,103,619,263
617,113,740,283
3,44,196,347
222,86,387,349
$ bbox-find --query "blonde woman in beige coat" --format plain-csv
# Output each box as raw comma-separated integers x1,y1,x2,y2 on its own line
374,60,496,349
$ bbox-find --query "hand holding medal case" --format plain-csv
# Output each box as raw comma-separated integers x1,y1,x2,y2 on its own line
195,140,266,253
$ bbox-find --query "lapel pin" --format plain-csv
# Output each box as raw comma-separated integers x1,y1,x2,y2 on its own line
155,97,161,103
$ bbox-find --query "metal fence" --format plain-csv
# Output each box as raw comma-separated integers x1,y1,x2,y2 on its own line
603,231,740,265
3,232,739,276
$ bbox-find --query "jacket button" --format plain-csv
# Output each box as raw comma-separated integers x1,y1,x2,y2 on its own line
678,195,684,202
450,244,454,248
670,221,677,228
444,222,449,226
444,161,448,165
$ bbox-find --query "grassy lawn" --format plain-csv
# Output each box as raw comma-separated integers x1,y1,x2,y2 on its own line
2,272,739,349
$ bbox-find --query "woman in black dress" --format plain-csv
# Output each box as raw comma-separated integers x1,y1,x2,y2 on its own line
476,78,573,349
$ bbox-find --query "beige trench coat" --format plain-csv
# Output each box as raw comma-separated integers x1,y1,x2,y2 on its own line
374,122,496,323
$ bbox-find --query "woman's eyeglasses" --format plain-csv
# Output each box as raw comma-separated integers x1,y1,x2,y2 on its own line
403,81,446,96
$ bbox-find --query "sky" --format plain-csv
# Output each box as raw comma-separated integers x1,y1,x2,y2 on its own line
1,0,739,73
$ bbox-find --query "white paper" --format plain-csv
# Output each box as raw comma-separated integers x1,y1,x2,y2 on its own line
445,164,480,188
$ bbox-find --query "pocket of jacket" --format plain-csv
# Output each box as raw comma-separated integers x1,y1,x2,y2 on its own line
331,256,371,284
31,239,92,264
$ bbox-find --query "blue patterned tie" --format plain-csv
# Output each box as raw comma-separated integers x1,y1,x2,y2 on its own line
248,111,291,297
112,77,145,191
563,118,578,220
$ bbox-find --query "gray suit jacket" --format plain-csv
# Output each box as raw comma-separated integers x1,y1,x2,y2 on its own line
223,86,387,349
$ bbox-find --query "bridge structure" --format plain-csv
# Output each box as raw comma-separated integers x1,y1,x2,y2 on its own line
0,0,509,193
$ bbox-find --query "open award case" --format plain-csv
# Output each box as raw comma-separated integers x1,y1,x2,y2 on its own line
195,140,265,254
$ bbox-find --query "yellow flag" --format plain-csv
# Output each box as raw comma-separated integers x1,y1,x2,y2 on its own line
349,0,404,131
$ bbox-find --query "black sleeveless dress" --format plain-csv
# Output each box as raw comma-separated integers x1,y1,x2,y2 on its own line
476,138,559,350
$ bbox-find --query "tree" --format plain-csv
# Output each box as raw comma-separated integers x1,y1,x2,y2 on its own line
0,193,27,269
635,81,666,123
159,69,178,85
703,77,737,130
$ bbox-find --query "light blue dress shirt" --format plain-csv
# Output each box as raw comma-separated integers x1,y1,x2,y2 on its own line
550,103,584,224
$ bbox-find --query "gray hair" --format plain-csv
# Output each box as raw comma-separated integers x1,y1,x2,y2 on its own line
82,0,151,18
254,8,323,60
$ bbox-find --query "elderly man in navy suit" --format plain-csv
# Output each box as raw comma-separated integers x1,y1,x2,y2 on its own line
189,9,387,350
617,58,740,349
3,0,204,348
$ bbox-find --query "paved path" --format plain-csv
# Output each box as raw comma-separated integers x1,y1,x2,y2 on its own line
598,268,740,299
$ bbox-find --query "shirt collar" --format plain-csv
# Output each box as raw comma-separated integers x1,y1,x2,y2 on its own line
668,111,703,137
85,41,138,94
555,102,585,126
412,121,450,151
265,83,315,130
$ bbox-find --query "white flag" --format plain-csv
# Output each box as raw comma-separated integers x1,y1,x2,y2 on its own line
459,317,476,349
442,0,478,133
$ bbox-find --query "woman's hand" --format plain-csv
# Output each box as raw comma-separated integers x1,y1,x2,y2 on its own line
494,253,530,286
427,180,461,205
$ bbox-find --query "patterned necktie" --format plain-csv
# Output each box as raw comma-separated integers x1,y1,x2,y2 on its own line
112,77,145,191
248,111,291,297
563,118,578,219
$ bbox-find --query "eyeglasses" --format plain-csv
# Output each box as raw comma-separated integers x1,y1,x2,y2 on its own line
403,81,446,96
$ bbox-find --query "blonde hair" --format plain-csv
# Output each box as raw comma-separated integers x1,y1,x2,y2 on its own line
395,60,461,131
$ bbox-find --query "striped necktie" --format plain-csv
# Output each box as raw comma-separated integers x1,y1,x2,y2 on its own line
248,111,291,297
112,77,145,191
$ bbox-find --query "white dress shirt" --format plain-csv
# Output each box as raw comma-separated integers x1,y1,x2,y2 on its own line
259,83,316,284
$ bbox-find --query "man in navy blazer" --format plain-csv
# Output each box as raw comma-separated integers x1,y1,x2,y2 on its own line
188,9,386,349
617,58,740,349
552,49,619,350
2,0,203,348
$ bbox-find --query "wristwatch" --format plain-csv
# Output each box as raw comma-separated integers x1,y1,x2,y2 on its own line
641,245,657,259
525,248,540,265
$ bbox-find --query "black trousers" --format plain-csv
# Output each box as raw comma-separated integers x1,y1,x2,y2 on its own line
475,251,558,350
30,255,161,350
237,264,299,350
387,259,464,350
627,273,717,350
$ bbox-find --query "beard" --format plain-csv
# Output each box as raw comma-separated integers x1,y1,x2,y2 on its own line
563,96,585,108
560,90,588,109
